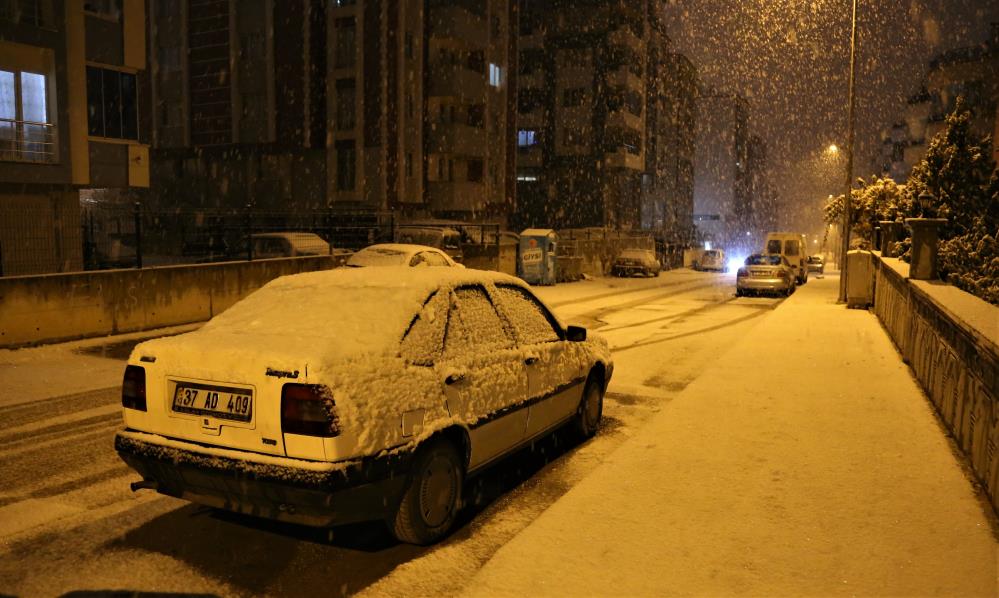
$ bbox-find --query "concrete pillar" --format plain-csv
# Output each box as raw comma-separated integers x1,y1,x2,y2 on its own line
879,220,903,258
905,218,947,280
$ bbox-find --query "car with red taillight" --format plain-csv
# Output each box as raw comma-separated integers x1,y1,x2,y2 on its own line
115,267,612,544
735,253,796,297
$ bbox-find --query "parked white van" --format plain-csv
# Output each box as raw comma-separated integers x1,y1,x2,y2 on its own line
764,232,809,284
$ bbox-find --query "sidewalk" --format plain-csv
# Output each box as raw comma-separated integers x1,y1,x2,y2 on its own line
466,275,998,596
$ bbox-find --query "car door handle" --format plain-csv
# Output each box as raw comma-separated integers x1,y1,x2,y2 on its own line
524,356,539,365
444,371,466,385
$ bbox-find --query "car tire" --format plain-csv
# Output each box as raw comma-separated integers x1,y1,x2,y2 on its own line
573,375,604,439
735,288,743,297
392,438,464,545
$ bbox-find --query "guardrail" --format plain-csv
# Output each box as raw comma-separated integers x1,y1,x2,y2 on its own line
872,254,999,512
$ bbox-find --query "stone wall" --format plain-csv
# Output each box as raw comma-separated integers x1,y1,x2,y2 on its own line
872,255,999,511
0,255,345,348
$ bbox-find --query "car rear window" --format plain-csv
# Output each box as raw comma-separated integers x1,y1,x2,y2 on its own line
747,255,782,265
401,291,447,365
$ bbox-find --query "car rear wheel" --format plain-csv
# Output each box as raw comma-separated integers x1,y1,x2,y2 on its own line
392,438,463,545
573,375,604,439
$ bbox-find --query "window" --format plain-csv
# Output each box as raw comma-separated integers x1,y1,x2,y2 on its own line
335,139,355,191
405,32,414,59
405,152,413,178
335,78,355,130
489,63,502,88
2,0,54,27
443,287,513,360
468,103,484,128
495,286,560,344
86,66,138,140
766,240,782,254
334,18,355,68
0,69,56,163
517,129,538,147
785,240,800,256
562,88,585,107
467,158,483,183
400,292,448,366
84,0,121,20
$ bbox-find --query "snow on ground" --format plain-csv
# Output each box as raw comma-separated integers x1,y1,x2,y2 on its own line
465,275,998,597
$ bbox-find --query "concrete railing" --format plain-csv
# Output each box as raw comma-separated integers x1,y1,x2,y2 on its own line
872,255,999,511
0,255,346,349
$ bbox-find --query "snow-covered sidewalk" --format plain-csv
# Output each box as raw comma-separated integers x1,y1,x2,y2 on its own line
466,275,998,597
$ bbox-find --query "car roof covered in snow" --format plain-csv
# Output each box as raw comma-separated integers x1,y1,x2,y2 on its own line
137,266,527,366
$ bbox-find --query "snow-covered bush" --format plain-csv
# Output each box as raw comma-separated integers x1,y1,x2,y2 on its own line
822,176,904,242
901,99,998,305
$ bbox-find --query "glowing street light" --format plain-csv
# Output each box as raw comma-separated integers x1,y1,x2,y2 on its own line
827,144,839,154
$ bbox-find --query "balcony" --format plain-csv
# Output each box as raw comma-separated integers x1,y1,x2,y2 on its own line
428,64,487,101
429,6,487,46
606,68,643,92
428,122,487,157
606,109,643,132
427,180,487,212
0,118,57,163
607,27,643,52
603,148,643,170
518,146,543,167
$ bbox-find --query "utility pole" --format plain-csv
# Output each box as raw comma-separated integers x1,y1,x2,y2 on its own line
838,0,858,303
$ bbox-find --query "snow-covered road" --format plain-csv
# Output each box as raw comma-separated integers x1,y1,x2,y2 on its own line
0,268,784,596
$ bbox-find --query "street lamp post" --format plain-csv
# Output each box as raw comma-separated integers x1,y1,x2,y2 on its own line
838,0,858,303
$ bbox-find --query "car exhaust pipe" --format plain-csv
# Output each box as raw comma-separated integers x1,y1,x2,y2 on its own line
130,479,158,492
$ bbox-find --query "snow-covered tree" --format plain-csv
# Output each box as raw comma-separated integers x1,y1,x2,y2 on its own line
822,176,904,242
903,99,998,304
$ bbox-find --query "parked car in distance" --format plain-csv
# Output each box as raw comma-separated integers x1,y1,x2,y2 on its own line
251,232,330,258
764,232,808,284
612,249,661,277
806,255,825,274
736,253,796,297
395,226,464,263
115,267,612,544
346,243,461,268
697,249,727,272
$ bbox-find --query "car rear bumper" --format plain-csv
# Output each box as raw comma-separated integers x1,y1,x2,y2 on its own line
737,277,791,293
115,430,411,528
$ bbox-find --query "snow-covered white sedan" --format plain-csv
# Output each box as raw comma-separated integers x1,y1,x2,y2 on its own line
346,243,460,268
115,267,612,544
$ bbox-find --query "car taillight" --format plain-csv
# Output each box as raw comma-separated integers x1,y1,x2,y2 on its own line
737,268,748,277
122,365,147,411
281,384,340,437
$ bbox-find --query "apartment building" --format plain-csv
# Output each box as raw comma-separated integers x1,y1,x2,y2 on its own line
514,0,696,236
692,89,750,248
877,23,999,180
0,0,149,276
147,0,515,224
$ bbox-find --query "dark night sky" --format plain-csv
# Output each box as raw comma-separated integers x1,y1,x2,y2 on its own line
662,0,999,233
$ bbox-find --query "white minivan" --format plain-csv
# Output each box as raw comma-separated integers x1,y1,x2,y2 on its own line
764,232,808,284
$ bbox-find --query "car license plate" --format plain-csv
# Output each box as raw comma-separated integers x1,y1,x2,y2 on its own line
752,271,771,278
173,384,253,422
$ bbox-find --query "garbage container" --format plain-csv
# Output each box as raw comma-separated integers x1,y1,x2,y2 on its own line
518,228,558,285
846,249,874,308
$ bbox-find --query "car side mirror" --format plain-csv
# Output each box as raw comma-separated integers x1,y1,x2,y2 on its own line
566,325,587,342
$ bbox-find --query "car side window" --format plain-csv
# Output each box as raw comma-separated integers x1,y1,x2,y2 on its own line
443,286,513,360
423,251,448,267
766,240,781,254
785,240,799,256
409,253,428,267
494,285,561,345
400,290,447,365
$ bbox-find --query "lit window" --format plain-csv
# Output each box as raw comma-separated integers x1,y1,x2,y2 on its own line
517,129,537,147
489,63,502,88
0,69,56,163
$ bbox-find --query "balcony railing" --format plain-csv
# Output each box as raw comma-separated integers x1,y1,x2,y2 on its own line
0,118,57,163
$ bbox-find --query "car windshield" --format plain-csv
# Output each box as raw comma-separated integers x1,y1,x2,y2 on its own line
746,254,782,266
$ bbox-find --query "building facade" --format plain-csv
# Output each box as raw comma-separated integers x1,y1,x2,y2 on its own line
0,0,150,276
513,0,696,237
876,23,999,180
147,0,515,225
692,89,749,249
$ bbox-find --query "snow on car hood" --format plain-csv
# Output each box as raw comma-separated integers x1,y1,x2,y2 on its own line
134,266,528,370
